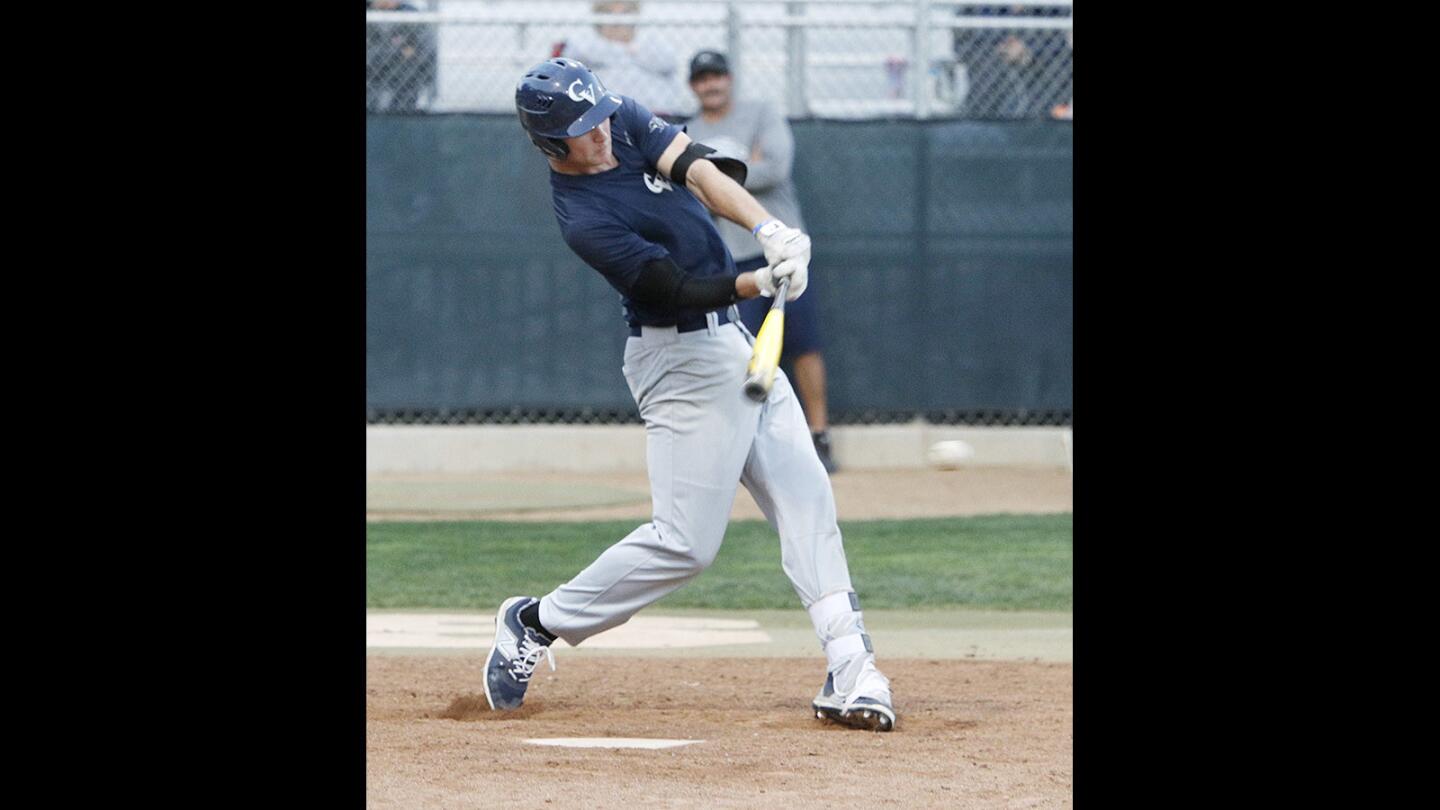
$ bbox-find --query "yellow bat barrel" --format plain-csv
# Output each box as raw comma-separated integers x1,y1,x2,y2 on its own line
742,278,790,402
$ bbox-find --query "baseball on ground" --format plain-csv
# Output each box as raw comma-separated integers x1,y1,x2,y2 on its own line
926,439,975,470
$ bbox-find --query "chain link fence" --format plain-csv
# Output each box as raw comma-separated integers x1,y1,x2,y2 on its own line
365,1,1072,428
365,1,1072,120
366,407,1072,426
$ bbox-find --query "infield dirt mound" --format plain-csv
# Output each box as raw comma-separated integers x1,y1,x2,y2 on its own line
367,655,1072,809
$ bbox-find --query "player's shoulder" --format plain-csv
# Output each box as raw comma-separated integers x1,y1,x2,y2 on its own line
612,95,644,122
616,95,671,135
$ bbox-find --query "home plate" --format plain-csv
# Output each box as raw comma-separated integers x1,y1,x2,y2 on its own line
524,738,702,750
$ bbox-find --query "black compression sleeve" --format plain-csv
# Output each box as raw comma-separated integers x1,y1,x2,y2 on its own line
674,272,740,308
632,256,738,310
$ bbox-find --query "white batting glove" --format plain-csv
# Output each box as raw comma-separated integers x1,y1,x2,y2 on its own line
753,219,811,270
753,257,808,301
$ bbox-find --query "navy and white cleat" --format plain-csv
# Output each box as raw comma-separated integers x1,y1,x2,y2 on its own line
837,696,896,732
483,596,556,711
811,669,896,732
812,672,846,720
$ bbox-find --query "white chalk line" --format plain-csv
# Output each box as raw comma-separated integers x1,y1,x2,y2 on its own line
523,738,703,750
367,613,772,650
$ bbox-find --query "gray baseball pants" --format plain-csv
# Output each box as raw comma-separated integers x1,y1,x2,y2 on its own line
536,311,867,656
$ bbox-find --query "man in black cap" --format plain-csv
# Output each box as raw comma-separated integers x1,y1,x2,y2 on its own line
684,50,840,473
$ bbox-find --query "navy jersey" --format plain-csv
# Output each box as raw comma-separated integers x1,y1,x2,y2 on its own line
550,96,738,329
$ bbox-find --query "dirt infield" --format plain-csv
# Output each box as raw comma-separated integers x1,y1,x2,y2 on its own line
366,466,1072,522
367,467,1073,805
367,655,1072,809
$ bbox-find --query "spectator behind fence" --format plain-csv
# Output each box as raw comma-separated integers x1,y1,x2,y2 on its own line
952,4,1070,119
1051,27,1072,120
366,0,437,113
554,2,687,118
683,51,839,474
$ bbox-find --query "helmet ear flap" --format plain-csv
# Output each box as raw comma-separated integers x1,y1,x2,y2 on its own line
530,132,568,159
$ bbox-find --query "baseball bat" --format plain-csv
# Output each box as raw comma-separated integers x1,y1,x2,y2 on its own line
742,277,790,402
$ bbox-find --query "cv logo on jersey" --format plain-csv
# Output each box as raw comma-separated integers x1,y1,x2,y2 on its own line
643,172,673,194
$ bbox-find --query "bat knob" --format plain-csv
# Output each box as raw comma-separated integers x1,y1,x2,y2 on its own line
743,377,770,402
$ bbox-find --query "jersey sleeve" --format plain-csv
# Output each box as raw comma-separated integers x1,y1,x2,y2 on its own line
562,218,669,295
618,96,684,170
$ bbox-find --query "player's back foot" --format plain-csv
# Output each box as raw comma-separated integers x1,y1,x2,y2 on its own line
484,596,555,711
811,664,895,732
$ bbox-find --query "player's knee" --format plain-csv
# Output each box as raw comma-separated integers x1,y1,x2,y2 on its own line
692,543,722,570
659,544,716,576
653,522,722,573
678,538,722,572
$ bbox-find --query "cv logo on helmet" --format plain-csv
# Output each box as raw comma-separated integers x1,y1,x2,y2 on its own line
567,79,598,105
643,172,673,194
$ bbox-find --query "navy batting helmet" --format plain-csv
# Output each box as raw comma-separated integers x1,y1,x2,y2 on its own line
515,58,623,159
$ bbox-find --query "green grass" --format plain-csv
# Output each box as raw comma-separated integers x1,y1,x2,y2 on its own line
366,514,1072,611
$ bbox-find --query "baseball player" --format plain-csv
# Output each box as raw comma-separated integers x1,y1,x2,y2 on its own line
484,58,895,732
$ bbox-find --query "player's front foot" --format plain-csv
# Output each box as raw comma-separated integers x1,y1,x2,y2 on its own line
811,661,895,732
484,596,556,711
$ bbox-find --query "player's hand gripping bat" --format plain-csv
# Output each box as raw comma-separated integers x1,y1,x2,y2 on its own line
742,278,790,402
